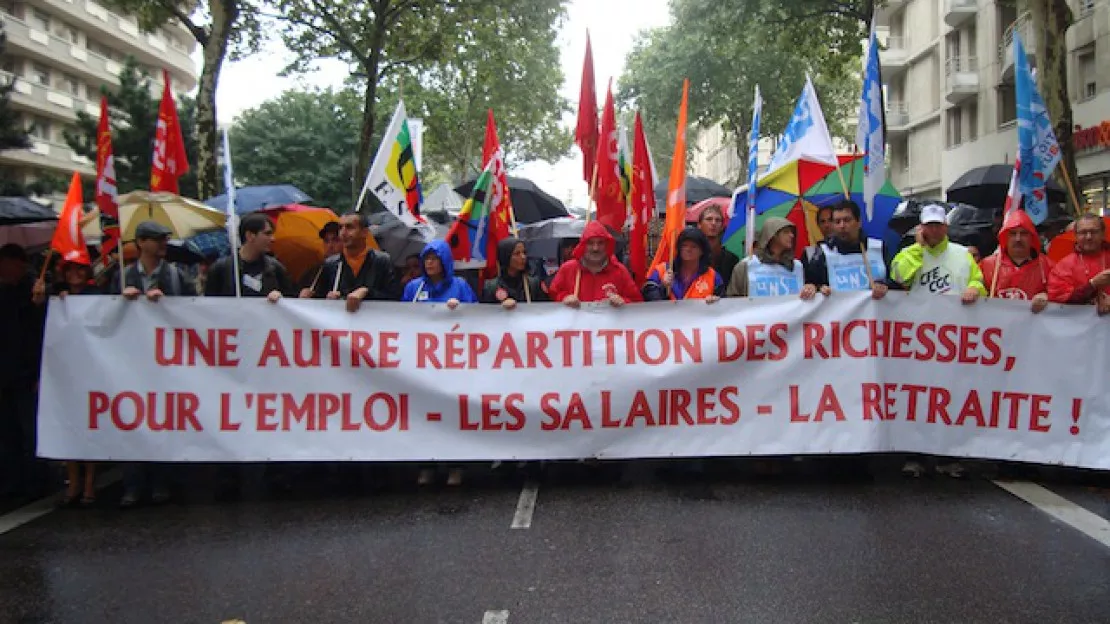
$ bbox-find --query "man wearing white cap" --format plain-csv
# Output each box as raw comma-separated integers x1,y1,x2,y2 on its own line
890,203,985,303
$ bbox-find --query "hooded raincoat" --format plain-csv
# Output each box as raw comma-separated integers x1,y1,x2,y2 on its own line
979,210,1054,300
643,228,723,300
481,237,548,304
401,239,479,303
726,217,806,297
549,221,642,303
1047,239,1110,304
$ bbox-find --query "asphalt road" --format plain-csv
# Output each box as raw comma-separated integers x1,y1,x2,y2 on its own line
2,460,1109,624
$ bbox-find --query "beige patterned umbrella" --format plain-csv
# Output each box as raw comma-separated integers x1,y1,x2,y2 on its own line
117,191,226,241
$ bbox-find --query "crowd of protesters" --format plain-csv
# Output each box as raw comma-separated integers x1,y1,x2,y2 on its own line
1,202,1108,508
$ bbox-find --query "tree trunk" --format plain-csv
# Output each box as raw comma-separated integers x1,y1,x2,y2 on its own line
195,0,238,200
1031,0,1077,211
355,16,388,190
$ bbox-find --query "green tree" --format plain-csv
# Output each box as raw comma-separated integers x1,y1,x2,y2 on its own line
0,22,30,153
276,0,569,180
1028,0,1078,208
618,0,867,184
94,0,263,200
228,87,362,211
64,58,199,198
390,0,570,183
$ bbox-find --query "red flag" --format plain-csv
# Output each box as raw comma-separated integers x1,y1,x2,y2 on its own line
480,109,513,279
593,81,625,232
650,79,689,271
52,172,90,266
629,111,656,284
575,33,599,184
95,96,120,264
151,70,189,193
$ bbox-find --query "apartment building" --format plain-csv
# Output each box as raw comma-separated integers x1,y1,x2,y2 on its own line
879,0,1110,212
0,0,197,190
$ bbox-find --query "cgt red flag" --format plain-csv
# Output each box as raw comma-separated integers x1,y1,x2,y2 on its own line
52,172,91,266
575,32,598,184
479,109,513,279
95,96,120,264
629,111,656,284
593,80,625,232
151,70,189,193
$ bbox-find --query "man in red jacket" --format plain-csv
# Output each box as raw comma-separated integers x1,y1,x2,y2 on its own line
550,220,642,307
979,209,1054,313
1047,213,1110,315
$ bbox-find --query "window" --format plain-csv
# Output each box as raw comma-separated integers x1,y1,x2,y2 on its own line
1077,49,1096,100
1080,0,1096,18
61,74,79,96
29,118,51,141
30,8,50,32
0,57,16,75
32,63,49,86
0,0,21,19
968,102,979,141
946,111,963,148
998,86,1016,126
54,20,79,43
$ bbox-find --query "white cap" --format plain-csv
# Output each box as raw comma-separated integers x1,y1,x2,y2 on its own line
920,203,948,225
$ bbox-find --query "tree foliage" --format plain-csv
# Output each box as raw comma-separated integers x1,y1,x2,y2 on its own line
96,0,264,199
1029,0,1078,206
65,58,199,198
228,87,363,211
276,0,570,181
0,23,30,154
618,0,868,183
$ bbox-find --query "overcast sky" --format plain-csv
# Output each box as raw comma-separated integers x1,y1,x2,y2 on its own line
207,0,672,209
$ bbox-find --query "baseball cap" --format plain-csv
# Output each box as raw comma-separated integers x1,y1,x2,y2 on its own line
920,203,948,225
135,221,172,239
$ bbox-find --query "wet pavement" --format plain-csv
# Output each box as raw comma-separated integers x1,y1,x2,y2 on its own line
1,460,1109,624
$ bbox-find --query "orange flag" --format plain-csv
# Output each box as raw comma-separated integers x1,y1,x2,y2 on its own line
52,172,91,266
151,70,189,193
575,33,598,184
593,80,625,232
649,79,689,271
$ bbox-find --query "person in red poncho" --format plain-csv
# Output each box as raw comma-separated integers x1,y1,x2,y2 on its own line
1047,213,1110,315
549,220,642,307
978,209,1054,313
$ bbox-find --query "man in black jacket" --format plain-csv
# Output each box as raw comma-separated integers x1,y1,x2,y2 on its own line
111,221,197,298
206,213,294,300
802,200,890,299
306,213,394,312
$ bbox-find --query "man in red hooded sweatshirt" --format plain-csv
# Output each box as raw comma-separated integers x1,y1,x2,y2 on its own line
550,220,642,307
979,210,1054,313
1047,213,1110,315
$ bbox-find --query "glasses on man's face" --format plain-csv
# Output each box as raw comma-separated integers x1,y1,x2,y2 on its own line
1076,229,1103,238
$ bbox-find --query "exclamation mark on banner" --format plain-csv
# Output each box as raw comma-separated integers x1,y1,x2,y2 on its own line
1070,398,1082,436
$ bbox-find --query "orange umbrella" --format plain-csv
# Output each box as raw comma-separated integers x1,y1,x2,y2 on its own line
1047,216,1110,263
260,205,378,281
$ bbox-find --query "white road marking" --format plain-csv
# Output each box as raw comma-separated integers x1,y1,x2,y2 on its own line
0,467,121,536
994,480,1110,549
482,610,509,624
510,482,539,529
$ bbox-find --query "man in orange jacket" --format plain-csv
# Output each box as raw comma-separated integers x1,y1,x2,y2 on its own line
1047,213,1110,315
979,209,1054,313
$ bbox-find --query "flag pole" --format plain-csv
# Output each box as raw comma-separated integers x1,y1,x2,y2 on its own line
222,129,242,298
575,161,600,298
847,145,875,285
1058,164,1086,217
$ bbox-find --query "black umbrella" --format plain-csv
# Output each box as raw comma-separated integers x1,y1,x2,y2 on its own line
946,164,1065,208
366,211,448,266
454,176,568,224
653,176,732,214
897,202,1000,255
0,196,56,225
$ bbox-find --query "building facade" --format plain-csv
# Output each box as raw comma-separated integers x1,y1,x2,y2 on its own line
879,0,1110,212
0,0,197,190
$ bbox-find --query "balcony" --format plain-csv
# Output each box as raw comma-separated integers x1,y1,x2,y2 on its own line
999,12,1035,82
944,0,978,28
882,36,909,75
1,14,122,89
944,56,980,103
887,101,911,135
1,70,96,122
0,139,96,176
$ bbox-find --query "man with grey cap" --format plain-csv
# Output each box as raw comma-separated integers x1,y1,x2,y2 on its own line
890,203,985,303
726,216,818,300
111,220,197,300
110,220,194,507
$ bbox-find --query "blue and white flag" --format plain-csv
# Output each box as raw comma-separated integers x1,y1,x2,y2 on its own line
856,24,885,222
744,86,763,256
1013,33,1061,224
221,128,242,297
768,75,838,173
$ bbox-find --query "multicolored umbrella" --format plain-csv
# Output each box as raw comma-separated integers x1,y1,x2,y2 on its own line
723,154,900,258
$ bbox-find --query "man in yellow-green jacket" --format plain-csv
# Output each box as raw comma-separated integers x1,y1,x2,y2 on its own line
890,203,986,303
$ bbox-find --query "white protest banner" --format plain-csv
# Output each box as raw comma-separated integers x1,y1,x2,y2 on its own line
37,293,1110,467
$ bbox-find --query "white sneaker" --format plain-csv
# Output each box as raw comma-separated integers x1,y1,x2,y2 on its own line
417,468,434,486
901,461,926,478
